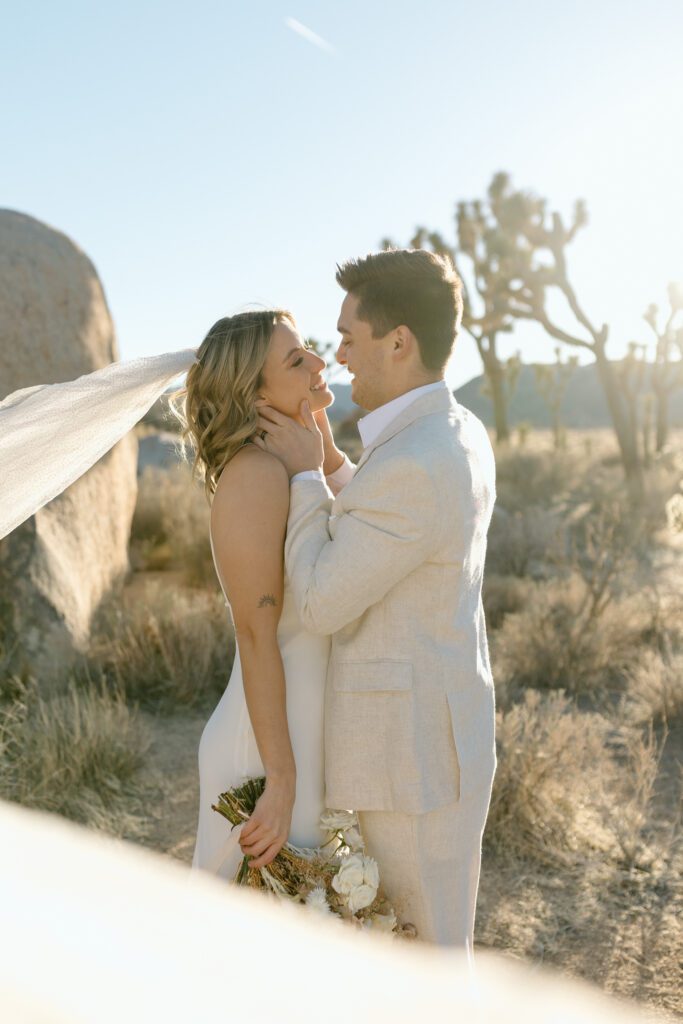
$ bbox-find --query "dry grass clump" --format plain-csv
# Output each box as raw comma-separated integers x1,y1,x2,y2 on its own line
621,649,683,727
486,690,616,868
486,687,679,902
482,574,535,629
85,580,235,712
493,447,581,513
486,506,565,578
492,574,645,704
0,676,150,837
131,464,214,587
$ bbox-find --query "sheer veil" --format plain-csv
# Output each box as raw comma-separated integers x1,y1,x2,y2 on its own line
0,348,197,540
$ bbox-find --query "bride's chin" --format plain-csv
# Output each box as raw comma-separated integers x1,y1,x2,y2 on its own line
310,388,334,410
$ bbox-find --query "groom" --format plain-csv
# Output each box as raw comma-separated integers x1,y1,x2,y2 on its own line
256,249,497,952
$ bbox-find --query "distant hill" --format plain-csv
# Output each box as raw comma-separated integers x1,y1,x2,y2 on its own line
454,362,683,429
328,383,360,421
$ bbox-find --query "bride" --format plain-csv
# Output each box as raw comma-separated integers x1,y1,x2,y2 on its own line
172,309,353,878
0,308,353,882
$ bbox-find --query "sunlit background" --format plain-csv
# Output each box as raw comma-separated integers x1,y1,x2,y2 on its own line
2,0,681,389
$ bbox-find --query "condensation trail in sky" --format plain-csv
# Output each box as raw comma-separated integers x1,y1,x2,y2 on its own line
285,17,334,53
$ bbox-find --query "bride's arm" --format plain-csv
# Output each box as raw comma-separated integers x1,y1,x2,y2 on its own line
210,449,295,869
314,407,356,495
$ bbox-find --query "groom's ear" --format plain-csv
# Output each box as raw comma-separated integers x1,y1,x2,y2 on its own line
391,325,416,360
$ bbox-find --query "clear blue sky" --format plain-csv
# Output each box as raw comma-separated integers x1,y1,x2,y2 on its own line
3,0,682,389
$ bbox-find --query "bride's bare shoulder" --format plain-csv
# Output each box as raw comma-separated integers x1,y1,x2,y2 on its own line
211,445,289,520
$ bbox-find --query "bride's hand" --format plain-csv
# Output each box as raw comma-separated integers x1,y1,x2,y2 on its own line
239,776,295,869
312,405,332,434
313,406,346,477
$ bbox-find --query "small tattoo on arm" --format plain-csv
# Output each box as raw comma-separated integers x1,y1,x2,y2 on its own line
258,594,277,608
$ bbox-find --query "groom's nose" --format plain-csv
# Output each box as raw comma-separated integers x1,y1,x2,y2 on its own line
336,340,347,366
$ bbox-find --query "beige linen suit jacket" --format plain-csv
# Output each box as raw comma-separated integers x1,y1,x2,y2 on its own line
284,387,497,815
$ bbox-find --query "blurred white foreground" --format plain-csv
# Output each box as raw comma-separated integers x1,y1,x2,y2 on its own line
0,800,665,1023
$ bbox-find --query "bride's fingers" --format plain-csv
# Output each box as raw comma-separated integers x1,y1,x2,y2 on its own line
239,817,267,843
239,818,257,840
243,833,276,860
300,400,319,433
239,823,265,847
248,841,283,869
240,821,277,850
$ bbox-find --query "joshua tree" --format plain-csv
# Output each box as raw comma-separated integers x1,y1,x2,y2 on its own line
643,282,683,452
642,393,654,468
479,351,522,441
617,342,649,466
481,173,645,497
381,190,522,445
534,347,579,449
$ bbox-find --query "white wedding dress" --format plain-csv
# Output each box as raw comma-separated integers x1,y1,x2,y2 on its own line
191,533,330,880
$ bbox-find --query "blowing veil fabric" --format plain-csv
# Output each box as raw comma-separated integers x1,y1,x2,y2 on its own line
0,349,197,540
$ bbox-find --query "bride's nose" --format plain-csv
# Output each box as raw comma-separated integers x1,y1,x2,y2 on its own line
310,351,326,371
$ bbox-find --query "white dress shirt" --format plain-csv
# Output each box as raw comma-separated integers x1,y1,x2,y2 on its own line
294,379,449,494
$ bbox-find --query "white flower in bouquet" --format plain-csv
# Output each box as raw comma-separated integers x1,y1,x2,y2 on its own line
343,826,365,852
347,883,378,913
332,853,380,912
319,809,358,832
361,856,380,891
305,887,330,914
332,852,364,891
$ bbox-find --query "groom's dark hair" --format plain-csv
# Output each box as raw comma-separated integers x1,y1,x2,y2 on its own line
335,249,463,372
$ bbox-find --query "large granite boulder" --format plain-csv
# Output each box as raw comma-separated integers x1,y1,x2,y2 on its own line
0,210,138,687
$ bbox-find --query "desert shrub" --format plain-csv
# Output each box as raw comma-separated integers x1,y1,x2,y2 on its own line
486,506,564,578
492,574,645,704
0,676,150,836
486,689,671,874
493,447,580,513
130,467,165,546
131,465,214,587
621,649,683,727
486,690,615,867
482,574,535,630
85,581,235,712
641,459,683,533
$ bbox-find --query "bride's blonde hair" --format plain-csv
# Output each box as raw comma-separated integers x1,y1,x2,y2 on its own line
170,309,295,500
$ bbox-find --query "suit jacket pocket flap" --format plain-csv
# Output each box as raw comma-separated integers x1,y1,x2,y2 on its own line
333,660,413,693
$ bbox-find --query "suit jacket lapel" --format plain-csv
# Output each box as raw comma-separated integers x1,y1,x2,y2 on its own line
353,387,456,475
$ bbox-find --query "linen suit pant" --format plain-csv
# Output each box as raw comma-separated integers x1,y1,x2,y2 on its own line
358,782,493,954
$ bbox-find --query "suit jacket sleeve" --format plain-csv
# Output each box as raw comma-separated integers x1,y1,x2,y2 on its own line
284,455,442,635
325,454,356,497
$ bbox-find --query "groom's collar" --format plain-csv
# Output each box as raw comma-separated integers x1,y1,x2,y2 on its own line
357,380,450,449
353,380,456,475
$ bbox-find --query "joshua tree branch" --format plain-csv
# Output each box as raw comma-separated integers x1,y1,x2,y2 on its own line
510,308,595,352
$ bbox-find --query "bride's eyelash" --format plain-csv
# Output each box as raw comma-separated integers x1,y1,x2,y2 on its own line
292,342,311,368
